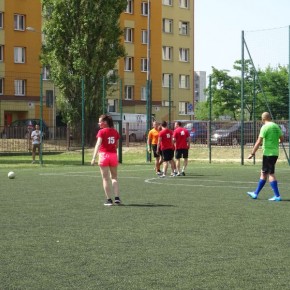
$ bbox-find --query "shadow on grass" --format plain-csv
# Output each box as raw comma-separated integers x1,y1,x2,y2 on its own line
122,203,176,207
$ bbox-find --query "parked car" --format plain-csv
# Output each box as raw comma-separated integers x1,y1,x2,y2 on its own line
176,120,209,144
210,122,258,145
2,119,49,139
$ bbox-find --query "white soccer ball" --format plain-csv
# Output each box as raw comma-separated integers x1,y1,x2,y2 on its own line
8,171,15,179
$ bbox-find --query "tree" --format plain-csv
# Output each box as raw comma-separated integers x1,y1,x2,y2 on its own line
41,0,127,143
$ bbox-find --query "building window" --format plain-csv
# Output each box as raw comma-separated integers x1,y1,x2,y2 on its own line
141,86,147,101
141,2,149,16
14,80,26,96
124,57,133,71
14,47,25,63
162,100,173,107
107,99,117,112
124,27,133,43
14,14,25,31
179,21,189,35
141,58,148,72
0,45,3,62
179,102,188,115
141,30,148,44
163,0,173,6
0,12,3,29
179,48,189,62
162,46,173,61
46,90,54,107
179,0,189,8
125,85,134,100
162,73,173,87
179,75,190,89
163,19,173,34
43,66,50,80
0,78,3,95
125,0,134,14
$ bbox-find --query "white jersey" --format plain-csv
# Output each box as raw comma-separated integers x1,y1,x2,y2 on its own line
31,130,42,145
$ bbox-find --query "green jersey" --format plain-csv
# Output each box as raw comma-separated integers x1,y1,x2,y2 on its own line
259,122,282,156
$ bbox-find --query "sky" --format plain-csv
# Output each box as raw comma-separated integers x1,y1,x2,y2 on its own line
194,0,290,76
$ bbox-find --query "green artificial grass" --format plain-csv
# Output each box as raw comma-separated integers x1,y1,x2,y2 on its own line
0,154,290,289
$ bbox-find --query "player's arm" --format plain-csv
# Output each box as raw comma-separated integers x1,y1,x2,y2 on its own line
248,136,263,159
147,132,152,152
91,137,102,165
156,136,161,153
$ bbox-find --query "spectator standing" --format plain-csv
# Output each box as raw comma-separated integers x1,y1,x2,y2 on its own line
31,124,41,164
147,121,162,175
91,114,121,206
173,121,190,176
157,121,176,178
247,112,283,201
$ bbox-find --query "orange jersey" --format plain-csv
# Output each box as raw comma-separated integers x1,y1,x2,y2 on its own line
148,128,159,145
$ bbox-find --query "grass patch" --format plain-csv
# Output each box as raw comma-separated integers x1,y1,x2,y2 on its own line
0,151,290,289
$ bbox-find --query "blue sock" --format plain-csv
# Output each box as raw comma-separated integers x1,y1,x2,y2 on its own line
270,180,280,197
254,179,266,196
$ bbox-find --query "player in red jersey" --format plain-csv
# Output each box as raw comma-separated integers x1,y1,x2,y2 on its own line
157,121,176,178
173,121,190,176
91,114,121,206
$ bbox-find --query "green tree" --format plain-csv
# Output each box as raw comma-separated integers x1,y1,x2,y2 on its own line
41,0,127,143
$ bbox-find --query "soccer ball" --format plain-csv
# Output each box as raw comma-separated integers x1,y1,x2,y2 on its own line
8,171,15,179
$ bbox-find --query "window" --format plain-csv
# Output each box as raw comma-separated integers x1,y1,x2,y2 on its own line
162,46,173,61
43,66,50,80
162,100,173,107
141,30,148,44
14,47,25,63
179,21,189,35
163,19,173,33
179,48,189,62
124,28,133,43
141,58,148,72
14,80,26,96
125,86,134,100
141,86,147,101
0,78,3,95
141,2,149,16
124,57,133,71
179,0,189,8
46,90,53,107
0,12,3,29
14,14,25,31
162,73,173,87
107,99,117,112
179,75,190,89
125,0,134,14
163,0,173,5
0,45,3,61
179,102,188,115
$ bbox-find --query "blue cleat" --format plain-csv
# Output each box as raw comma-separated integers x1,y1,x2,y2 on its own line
247,192,257,199
268,196,282,201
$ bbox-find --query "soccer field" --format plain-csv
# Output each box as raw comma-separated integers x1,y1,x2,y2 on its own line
1,161,290,289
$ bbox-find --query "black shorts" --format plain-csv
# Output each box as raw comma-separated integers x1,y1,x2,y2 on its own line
262,156,278,174
161,149,174,161
175,149,189,159
152,144,160,158
32,143,41,152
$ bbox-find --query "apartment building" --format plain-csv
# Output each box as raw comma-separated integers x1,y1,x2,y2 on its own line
113,0,194,121
0,0,194,128
194,71,207,103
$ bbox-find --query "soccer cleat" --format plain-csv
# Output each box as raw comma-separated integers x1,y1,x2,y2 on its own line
159,174,166,178
181,172,185,176
176,173,181,176
104,199,113,206
247,192,258,199
114,197,121,205
268,196,282,202
31,160,36,164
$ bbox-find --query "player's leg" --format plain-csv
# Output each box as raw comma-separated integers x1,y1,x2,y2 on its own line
32,145,36,163
99,166,112,200
268,157,281,201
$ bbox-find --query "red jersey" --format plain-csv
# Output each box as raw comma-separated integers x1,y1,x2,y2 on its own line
173,127,190,149
97,128,120,153
158,128,174,150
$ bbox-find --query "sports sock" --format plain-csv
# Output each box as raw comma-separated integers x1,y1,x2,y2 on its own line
254,179,266,196
270,180,280,197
